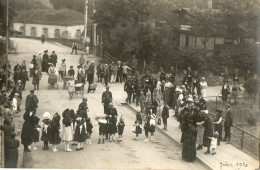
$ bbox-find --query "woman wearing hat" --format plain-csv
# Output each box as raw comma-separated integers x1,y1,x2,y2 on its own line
200,77,208,98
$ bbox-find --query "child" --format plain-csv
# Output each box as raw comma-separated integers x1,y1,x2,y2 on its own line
68,66,75,78
156,100,162,125
12,93,19,113
31,110,40,151
41,112,51,150
117,115,125,142
86,117,93,144
62,109,74,151
49,113,61,152
98,118,107,144
208,132,219,155
133,112,142,141
67,78,75,100
161,102,169,131
5,132,20,168
74,115,87,151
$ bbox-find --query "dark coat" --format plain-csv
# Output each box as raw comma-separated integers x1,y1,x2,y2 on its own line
50,54,57,64
25,94,39,112
86,121,93,134
182,123,196,162
102,91,113,105
117,122,125,135
203,117,213,147
32,69,41,85
5,138,20,168
41,119,51,141
49,114,61,145
74,117,87,142
99,122,107,134
162,106,169,120
224,109,233,127
21,111,34,145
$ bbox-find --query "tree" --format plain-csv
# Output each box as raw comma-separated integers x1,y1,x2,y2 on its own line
0,0,16,36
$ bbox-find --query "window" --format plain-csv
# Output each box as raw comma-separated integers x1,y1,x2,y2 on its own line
20,26,25,36
185,35,189,47
43,28,48,38
62,31,68,39
54,29,60,39
76,30,81,40
30,27,36,37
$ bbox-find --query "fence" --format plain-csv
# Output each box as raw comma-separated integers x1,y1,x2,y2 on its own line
208,111,260,158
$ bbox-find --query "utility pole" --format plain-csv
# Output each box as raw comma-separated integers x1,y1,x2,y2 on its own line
5,0,9,88
84,0,88,48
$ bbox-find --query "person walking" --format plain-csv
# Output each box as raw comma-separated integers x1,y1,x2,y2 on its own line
42,50,49,73
59,59,66,79
223,104,233,144
71,42,78,55
87,61,95,92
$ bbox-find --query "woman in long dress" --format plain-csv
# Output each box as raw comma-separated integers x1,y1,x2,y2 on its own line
62,109,74,151
200,77,208,98
67,78,75,100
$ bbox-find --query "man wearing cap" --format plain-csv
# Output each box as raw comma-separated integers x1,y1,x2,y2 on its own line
25,90,39,112
78,97,89,119
50,51,58,67
102,86,113,115
223,104,233,144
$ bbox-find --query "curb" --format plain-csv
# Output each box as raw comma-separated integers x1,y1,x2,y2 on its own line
126,104,214,170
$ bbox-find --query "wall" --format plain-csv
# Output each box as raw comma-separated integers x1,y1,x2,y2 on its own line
13,23,84,40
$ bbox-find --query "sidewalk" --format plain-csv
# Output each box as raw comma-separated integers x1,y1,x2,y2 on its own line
126,102,259,170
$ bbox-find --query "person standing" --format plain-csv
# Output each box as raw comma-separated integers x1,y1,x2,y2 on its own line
233,68,240,83
223,104,233,144
37,52,42,71
59,59,66,79
104,64,109,86
161,102,169,131
186,66,193,91
79,54,85,67
200,77,208,99
25,90,39,112
32,66,42,90
62,109,74,152
84,61,90,79
230,82,238,105
42,50,49,73
50,51,58,67
102,86,113,115
122,62,131,82
116,61,123,83
49,113,61,152
221,82,230,104
5,132,20,168
87,61,95,92
110,62,117,83
213,109,223,145
78,97,89,119
203,111,213,154
41,34,45,44
21,110,34,152
20,68,28,91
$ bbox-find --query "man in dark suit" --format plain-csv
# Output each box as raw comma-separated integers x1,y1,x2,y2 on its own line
25,90,39,112
102,86,113,115
42,50,49,72
224,104,233,144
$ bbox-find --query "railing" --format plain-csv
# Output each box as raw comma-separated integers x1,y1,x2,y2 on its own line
208,111,260,158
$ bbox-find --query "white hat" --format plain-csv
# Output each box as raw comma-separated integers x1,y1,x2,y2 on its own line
98,119,107,124
43,112,50,119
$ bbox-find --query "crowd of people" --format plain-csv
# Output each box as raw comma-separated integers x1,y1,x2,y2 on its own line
0,48,244,168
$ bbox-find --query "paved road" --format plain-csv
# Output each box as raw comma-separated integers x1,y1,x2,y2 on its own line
10,38,207,169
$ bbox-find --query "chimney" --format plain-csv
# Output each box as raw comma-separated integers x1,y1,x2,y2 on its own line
207,0,212,9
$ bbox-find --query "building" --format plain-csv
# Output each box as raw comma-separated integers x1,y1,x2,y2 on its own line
13,22,84,40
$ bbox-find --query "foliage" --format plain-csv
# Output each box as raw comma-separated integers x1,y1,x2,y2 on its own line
50,0,85,14
93,0,155,63
243,78,259,95
14,9,84,25
14,0,53,10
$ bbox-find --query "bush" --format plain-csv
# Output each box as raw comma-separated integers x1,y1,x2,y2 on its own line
243,78,259,95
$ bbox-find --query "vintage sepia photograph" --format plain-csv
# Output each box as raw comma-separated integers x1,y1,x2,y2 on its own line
0,0,259,169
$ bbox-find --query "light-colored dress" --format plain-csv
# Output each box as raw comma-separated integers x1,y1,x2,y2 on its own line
62,123,74,142
68,80,75,93
210,137,217,149
200,81,208,98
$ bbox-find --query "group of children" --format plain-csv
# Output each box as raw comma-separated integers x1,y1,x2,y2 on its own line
30,108,93,152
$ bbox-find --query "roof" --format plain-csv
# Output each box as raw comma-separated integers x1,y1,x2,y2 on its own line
14,9,90,26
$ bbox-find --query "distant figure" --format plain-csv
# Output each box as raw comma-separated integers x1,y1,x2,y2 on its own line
41,34,45,44
71,42,78,55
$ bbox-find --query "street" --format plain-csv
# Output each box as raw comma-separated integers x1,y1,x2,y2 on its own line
10,38,207,169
